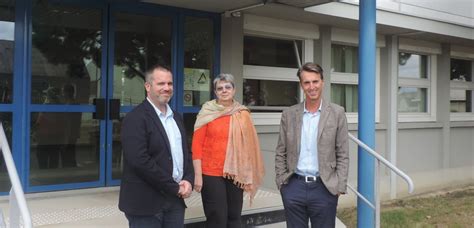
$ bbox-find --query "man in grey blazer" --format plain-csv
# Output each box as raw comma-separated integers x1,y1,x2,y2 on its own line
275,62,349,228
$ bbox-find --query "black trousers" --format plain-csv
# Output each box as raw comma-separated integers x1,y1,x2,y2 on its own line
201,175,243,228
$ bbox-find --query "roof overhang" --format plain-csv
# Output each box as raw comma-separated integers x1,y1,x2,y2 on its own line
142,0,474,48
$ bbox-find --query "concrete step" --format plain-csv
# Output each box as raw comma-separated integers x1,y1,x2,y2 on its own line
254,221,287,228
0,187,345,227
254,219,347,228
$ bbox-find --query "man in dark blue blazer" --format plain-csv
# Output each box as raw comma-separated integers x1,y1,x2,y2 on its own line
119,64,194,228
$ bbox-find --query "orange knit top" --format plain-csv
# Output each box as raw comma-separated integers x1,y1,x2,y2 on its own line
192,115,230,176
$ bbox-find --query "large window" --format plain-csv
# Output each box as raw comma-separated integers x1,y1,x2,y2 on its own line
0,113,12,192
244,79,299,108
113,12,172,106
331,44,359,113
183,17,214,107
331,84,358,112
0,0,15,104
331,44,358,73
244,36,301,68
243,36,302,112
450,58,473,120
0,0,15,192
31,2,102,105
398,52,431,113
182,16,216,147
29,1,103,186
397,37,439,122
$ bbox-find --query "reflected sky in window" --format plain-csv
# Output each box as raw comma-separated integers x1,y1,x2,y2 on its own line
0,21,14,41
399,53,427,79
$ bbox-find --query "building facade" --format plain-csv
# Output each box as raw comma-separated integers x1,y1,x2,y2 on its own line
0,0,473,202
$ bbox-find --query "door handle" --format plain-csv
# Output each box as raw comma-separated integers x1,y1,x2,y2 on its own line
93,98,106,120
109,99,121,120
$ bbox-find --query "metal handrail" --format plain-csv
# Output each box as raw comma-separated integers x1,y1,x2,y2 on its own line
348,133,414,193
346,184,375,209
0,123,33,228
347,133,414,228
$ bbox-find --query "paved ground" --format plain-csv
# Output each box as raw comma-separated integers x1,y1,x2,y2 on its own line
0,187,283,227
0,186,346,227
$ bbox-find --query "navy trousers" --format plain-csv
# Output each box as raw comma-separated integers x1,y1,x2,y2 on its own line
280,175,338,228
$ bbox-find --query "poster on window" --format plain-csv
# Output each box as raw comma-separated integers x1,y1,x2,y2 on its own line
184,68,210,92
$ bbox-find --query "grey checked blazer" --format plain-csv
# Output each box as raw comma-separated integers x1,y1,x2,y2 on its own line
275,99,349,195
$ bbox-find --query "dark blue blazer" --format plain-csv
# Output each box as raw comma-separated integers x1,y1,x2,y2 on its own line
118,100,194,215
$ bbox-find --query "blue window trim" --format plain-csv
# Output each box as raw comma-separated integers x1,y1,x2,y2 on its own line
0,105,14,112
16,0,31,190
27,181,104,193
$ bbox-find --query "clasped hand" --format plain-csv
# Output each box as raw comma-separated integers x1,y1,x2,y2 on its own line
178,180,192,198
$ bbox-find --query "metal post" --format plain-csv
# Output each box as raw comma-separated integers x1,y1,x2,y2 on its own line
357,0,377,227
375,160,381,228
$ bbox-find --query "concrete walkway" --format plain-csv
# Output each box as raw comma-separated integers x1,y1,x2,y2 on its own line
0,187,345,227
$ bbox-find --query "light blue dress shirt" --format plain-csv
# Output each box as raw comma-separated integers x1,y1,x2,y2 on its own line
296,101,322,177
147,98,183,183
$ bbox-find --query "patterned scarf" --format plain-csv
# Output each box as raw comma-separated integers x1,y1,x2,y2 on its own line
194,99,265,205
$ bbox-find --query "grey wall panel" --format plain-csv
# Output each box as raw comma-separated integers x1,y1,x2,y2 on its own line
398,128,443,173
220,16,244,102
450,127,474,168
256,129,390,190
257,132,279,152
260,149,278,190
257,133,279,189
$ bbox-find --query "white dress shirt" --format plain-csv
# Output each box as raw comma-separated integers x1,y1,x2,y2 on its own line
147,98,183,183
296,101,322,177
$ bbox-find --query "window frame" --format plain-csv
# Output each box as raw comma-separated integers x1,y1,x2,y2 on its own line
397,50,438,122
449,53,474,121
330,28,382,124
243,37,310,125
243,15,319,125
397,38,440,122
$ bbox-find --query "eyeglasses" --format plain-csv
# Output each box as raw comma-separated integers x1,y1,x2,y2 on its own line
215,84,233,92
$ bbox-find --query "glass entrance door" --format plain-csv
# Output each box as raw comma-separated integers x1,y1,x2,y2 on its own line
27,1,175,191
107,9,173,184
22,0,219,192
28,1,105,190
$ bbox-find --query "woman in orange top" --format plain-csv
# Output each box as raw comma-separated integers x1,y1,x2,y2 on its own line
192,73,265,228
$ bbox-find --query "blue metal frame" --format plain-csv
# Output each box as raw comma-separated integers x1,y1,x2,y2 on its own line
105,2,115,186
22,0,33,192
175,13,185,113
358,0,376,227
106,3,221,185
3,0,221,193
26,0,107,193
105,3,180,186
